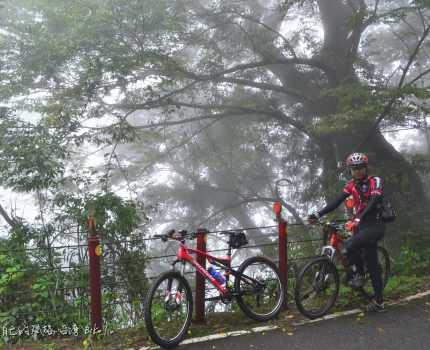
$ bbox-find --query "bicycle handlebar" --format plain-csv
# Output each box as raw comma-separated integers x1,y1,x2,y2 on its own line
153,229,246,242
308,220,346,231
153,230,198,242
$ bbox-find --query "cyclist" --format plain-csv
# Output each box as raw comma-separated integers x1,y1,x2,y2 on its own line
308,152,386,312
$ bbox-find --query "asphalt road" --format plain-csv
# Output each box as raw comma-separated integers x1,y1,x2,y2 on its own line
179,294,430,350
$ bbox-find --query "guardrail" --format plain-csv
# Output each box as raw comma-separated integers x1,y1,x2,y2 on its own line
1,205,430,338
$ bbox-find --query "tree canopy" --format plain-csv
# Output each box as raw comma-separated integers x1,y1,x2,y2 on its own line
0,0,429,232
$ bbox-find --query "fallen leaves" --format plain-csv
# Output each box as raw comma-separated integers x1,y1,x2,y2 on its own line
356,312,365,323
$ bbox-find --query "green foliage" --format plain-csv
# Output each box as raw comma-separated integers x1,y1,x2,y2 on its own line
0,188,148,343
0,232,90,342
384,274,426,296
317,83,390,134
413,0,430,9
0,110,68,191
83,192,139,238
43,344,59,350
394,242,430,276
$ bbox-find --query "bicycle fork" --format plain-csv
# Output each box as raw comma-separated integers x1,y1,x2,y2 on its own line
164,262,186,310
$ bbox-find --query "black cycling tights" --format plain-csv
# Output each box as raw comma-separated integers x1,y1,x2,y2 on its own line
344,223,385,304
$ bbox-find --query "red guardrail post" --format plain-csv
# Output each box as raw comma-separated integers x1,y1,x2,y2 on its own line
194,228,207,323
274,202,288,309
88,215,103,332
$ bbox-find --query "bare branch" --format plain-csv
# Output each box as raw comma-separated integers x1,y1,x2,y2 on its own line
364,6,422,27
132,111,249,129
398,25,430,88
0,202,18,229
218,77,307,101
228,10,297,58
137,100,311,136
130,118,225,181
372,0,380,18
406,67,430,86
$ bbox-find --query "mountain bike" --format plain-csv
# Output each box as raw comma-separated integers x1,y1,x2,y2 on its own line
144,229,286,348
294,220,390,319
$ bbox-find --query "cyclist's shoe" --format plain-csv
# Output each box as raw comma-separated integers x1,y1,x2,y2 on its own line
348,273,364,289
365,300,386,313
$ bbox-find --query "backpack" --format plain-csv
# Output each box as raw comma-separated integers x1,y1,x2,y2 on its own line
379,197,396,223
355,177,396,223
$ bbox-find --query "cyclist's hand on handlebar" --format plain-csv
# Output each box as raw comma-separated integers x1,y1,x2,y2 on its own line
345,218,360,233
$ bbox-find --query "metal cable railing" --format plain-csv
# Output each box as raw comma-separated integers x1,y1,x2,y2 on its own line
1,217,429,336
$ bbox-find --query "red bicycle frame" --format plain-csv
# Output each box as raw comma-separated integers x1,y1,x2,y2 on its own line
175,241,232,296
323,223,351,267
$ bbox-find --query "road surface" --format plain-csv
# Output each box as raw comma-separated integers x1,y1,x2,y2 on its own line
179,294,430,350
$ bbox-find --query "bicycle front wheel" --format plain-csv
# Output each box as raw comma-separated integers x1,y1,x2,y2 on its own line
235,256,285,322
144,271,193,349
294,257,339,319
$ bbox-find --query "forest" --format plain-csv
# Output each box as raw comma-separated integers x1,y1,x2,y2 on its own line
0,0,429,346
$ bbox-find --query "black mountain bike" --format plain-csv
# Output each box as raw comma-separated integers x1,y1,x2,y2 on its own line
294,221,390,319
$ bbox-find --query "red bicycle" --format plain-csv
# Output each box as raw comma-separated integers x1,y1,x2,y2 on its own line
144,229,285,348
294,220,390,319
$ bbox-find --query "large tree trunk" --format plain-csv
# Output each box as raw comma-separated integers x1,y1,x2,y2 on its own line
308,0,429,235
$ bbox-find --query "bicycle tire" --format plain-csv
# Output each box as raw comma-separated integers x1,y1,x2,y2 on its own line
144,270,193,349
235,256,285,322
360,246,391,300
294,256,339,319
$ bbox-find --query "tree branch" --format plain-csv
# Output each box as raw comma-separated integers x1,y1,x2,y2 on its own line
367,6,423,25
354,24,430,151
104,57,329,116
131,117,225,180
133,100,311,136
406,67,430,86
227,9,297,58
132,112,248,129
0,202,18,229
217,77,307,101
398,25,430,88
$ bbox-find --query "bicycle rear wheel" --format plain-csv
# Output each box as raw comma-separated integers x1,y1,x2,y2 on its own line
360,246,391,300
144,271,193,349
235,256,285,322
294,256,339,319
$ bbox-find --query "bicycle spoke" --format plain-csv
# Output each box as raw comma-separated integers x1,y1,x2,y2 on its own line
300,287,317,301
295,257,339,319
145,272,192,347
236,257,284,320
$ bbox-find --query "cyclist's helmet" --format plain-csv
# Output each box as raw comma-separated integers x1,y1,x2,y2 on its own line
346,152,368,169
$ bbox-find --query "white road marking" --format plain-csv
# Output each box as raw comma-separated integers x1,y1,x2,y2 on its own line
138,288,430,350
